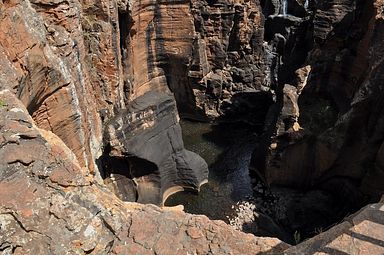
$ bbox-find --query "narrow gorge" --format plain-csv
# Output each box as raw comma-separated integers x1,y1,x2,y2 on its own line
0,0,384,253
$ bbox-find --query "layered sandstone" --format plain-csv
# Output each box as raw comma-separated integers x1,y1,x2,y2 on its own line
119,0,270,121
0,0,278,204
1,0,384,251
0,0,214,204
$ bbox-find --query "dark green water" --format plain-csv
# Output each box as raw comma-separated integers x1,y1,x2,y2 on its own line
165,120,258,221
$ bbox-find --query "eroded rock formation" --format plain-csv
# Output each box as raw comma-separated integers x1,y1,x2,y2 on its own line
250,0,384,240
0,0,214,204
0,90,289,254
118,0,272,121
1,0,384,250
103,91,208,205
255,0,384,201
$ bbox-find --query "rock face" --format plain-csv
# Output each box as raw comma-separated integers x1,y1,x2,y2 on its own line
0,90,289,254
0,0,278,205
0,90,381,254
185,0,268,119
120,0,270,120
251,0,384,202
103,91,208,205
0,0,104,174
246,0,384,240
0,0,215,204
1,0,384,250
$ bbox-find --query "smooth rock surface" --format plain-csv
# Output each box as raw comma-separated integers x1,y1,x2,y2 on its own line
103,91,208,205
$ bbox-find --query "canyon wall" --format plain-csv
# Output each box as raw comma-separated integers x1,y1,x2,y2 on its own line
120,0,271,121
0,0,277,204
254,0,384,200
248,0,384,238
0,0,227,205
1,88,383,253
1,0,384,250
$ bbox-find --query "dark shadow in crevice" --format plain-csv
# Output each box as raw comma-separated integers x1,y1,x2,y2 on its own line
97,142,159,203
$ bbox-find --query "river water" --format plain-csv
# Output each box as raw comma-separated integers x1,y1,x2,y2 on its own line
165,120,258,221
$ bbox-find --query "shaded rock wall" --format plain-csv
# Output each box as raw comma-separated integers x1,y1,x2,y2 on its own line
284,197,384,255
251,0,384,213
1,89,382,253
0,0,275,203
185,0,268,119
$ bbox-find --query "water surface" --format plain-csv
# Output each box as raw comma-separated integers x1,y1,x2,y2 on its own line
165,120,257,221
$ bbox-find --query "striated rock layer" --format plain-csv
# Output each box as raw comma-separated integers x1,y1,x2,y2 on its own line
1,0,384,250
0,0,279,204
120,0,270,121
0,0,217,203
103,91,208,205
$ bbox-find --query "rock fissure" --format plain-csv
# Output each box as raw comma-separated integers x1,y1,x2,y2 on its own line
1,211,52,240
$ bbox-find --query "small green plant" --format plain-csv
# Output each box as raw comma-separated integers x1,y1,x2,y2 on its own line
294,230,301,244
0,99,5,108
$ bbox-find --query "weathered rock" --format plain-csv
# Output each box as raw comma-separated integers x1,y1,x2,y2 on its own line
185,0,269,119
115,0,270,121
247,0,384,242
1,0,384,251
103,91,208,205
0,0,103,173
0,90,289,254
